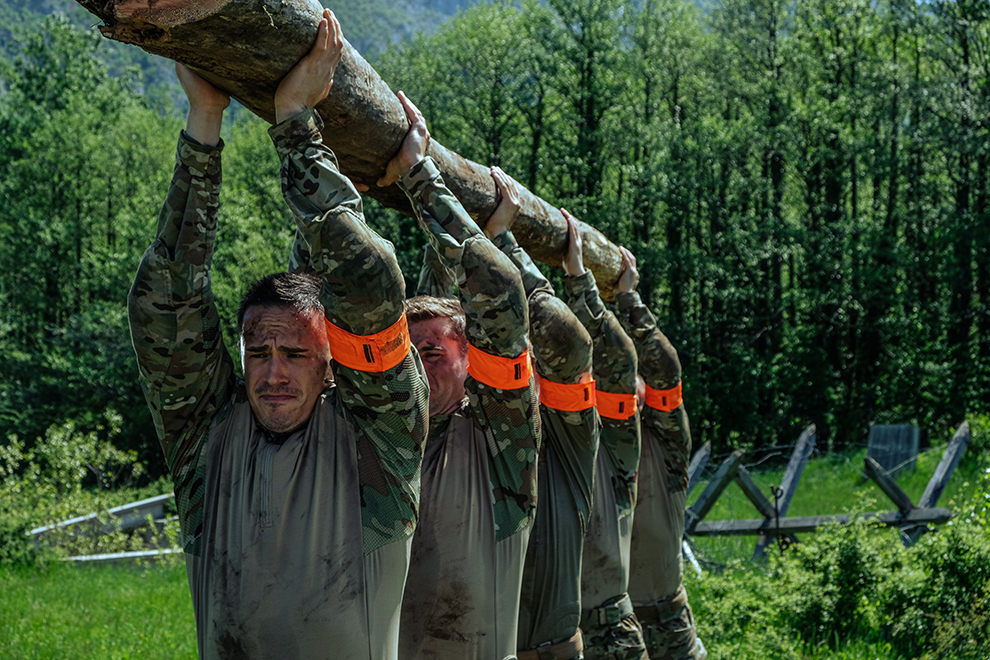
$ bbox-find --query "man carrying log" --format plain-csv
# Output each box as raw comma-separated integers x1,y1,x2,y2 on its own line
562,217,649,660
484,170,599,660
127,11,429,659
618,254,707,660
384,95,540,659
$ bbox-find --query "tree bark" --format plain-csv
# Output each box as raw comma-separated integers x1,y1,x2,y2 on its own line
76,0,625,295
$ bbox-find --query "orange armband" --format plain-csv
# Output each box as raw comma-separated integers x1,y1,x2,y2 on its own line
325,314,411,373
596,390,637,420
539,375,597,412
467,344,533,390
644,381,683,412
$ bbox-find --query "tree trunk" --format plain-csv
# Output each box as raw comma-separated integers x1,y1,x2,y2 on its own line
76,0,625,294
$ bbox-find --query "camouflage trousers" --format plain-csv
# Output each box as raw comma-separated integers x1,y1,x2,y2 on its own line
634,586,706,660
580,593,649,660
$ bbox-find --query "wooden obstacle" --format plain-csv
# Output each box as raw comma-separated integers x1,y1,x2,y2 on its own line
682,422,970,555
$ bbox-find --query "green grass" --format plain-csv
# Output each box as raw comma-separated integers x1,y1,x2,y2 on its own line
0,560,196,659
0,444,984,660
686,441,986,565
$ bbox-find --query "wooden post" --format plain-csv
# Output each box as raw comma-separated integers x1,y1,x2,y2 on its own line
865,456,916,513
902,422,970,546
752,424,816,559
72,0,626,295
734,466,776,520
687,441,712,498
684,450,744,534
692,507,954,536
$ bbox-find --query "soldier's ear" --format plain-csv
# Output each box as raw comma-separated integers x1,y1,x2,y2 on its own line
239,336,246,372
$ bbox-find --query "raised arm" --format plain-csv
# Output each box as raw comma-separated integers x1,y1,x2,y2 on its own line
485,170,592,388
615,249,690,493
271,12,428,552
562,214,640,513
384,94,539,538
127,63,235,551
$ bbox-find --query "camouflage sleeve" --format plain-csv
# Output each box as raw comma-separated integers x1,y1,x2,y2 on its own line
397,157,528,359
565,271,641,515
397,158,540,541
415,241,456,298
617,291,691,495
491,230,592,385
127,132,236,551
270,109,428,554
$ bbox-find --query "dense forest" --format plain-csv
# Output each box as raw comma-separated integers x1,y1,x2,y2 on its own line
1,0,988,479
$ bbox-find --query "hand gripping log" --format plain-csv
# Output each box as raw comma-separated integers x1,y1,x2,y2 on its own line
76,0,626,296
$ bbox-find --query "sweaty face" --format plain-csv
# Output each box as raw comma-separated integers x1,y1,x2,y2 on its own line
410,316,469,417
241,306,332,434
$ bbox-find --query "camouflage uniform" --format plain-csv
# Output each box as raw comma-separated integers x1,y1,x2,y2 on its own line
415,241,456,298
491,232,599,660
396,158,540,660
617,291,706,660
565,272,648,660
127,109,429,660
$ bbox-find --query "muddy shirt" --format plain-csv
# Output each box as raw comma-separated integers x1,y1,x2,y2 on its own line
127,109,428,660
617,292,691,604
564,272,641,611
492,232,599,651
396,158,540,660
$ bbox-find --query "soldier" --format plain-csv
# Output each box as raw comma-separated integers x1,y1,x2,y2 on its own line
484,169,599,660
618,251,707,660
126,12,429,659
561,214,649,660
383,96,540,659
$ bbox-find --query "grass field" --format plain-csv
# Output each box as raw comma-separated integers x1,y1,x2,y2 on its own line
1,437,985,660
0,559,196,659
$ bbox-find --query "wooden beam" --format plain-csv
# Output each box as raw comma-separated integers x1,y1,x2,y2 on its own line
692,507,954,537
73,0,626,295
686,441,711,497
753,424,815,559
903,422,970,546
865,456,916,513
685,449,743,534
734,465,776,520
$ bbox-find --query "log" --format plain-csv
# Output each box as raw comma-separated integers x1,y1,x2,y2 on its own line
74,0,625,295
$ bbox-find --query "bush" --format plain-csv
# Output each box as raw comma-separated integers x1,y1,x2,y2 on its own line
0,409,165,564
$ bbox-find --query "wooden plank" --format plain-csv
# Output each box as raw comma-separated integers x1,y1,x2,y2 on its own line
864,456,916,513
903,422,971,546
692,507,953,537
734,465,776,520
918,422,970,508
687,441,712,497
685,449,744,533
753,424,815,559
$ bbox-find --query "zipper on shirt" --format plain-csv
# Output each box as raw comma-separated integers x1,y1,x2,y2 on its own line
259,442,278,529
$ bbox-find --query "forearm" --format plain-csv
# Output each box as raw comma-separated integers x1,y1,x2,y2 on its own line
564,271,637,395
489,232,592,385
128,131,233,467
398,157,528,359
617,291,681,390
414,241,455,299
271,109,405,335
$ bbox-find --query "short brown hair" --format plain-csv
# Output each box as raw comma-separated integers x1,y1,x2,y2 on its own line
405,295,468,355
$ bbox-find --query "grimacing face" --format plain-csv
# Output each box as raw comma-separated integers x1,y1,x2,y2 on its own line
409,316,469,417
241,305,332,434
